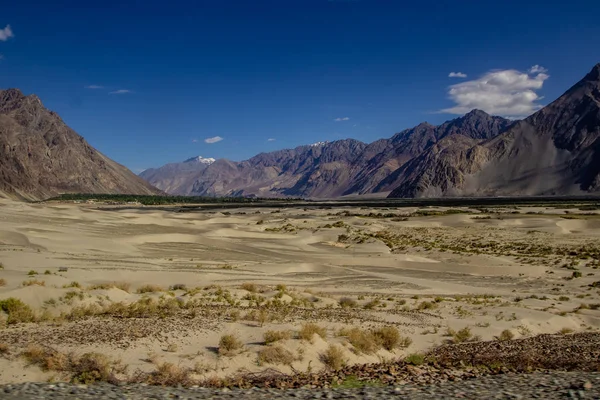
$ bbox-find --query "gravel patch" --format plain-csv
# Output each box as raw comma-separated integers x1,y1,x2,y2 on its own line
1,372,599,399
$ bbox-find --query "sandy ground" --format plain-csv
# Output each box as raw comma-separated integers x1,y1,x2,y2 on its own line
0,199,599,384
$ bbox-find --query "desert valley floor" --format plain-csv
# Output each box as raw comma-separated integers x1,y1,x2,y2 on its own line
0,199,599,385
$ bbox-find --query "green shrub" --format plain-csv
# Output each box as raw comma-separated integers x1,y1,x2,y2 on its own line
405,353,425,366
0,298,35,324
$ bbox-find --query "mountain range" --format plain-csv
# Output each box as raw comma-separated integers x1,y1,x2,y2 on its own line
0,89,160,200
1,63,599,201
140,63,600,199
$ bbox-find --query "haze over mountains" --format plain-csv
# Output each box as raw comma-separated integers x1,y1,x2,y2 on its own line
141,63,600,199
0,89,160,200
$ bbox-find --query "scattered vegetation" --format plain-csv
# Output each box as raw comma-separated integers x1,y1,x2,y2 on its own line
298,323,327,341
88,282,131,292
218,334,244,356
257,346,295,365
497,329,514,341
445,327,480,344
404,353,425,366
320,344,346,370
241,283,258,293
340,326,410,354
22,345,125,384
137,284,164,294
0,298,35,324
263,330,292,344
338,297,358,308
22,279,45,287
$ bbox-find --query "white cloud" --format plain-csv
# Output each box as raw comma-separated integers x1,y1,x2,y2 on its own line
449,72,467,78
529,65,548,74
0,25,14,41
109,89,132,94
440,66,549,117
191,139,198,143
334,117,350,121
85,85,104,89
204,136,223,144
267,138,276,142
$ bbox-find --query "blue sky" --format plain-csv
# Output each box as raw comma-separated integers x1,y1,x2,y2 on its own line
1,0,599,172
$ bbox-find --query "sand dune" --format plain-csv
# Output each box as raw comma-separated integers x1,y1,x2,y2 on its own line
0,200,599,384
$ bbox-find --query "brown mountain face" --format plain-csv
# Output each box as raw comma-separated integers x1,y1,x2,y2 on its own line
190,139,369,198
0,89,161,200
388,63,600,198
344,110,512,195
142,111,509,198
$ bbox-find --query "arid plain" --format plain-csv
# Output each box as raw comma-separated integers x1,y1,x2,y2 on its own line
0,199,599,385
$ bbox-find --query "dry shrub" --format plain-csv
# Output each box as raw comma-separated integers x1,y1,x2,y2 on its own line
346,328,379,354
298,323,327,341
264,330,292,344
417,301,436,310
559,327,574,335
193,361,213,374
227,310,241,322
241,283,257,293
497,329,514,341
257,346,295,365
22,279,45,287
63,281,81,289
0,343,10,355
446,327,479,343
244,309,271,326
276,284,287,292
71,352,125,384
143,362,192,386
343,326,410,354
88,283,114,290
372,326,409,350
321,344,346,370
137,284,164,294
0,278,6,287
338,297,358,308
22,345,124,384
166,343,178,352
363,299,381,310
0,297,35,324
218,334,244,356
169,284,187,291
22,344,69,371
113,282,131,292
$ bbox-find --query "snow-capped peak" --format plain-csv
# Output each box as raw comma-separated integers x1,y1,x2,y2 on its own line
184,156,216,165
309,141,329,147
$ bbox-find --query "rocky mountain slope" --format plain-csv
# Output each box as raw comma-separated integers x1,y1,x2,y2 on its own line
388,63,600,197
139,156,215,194
142,112,510,198
0,89,161,200
141,63,600,199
